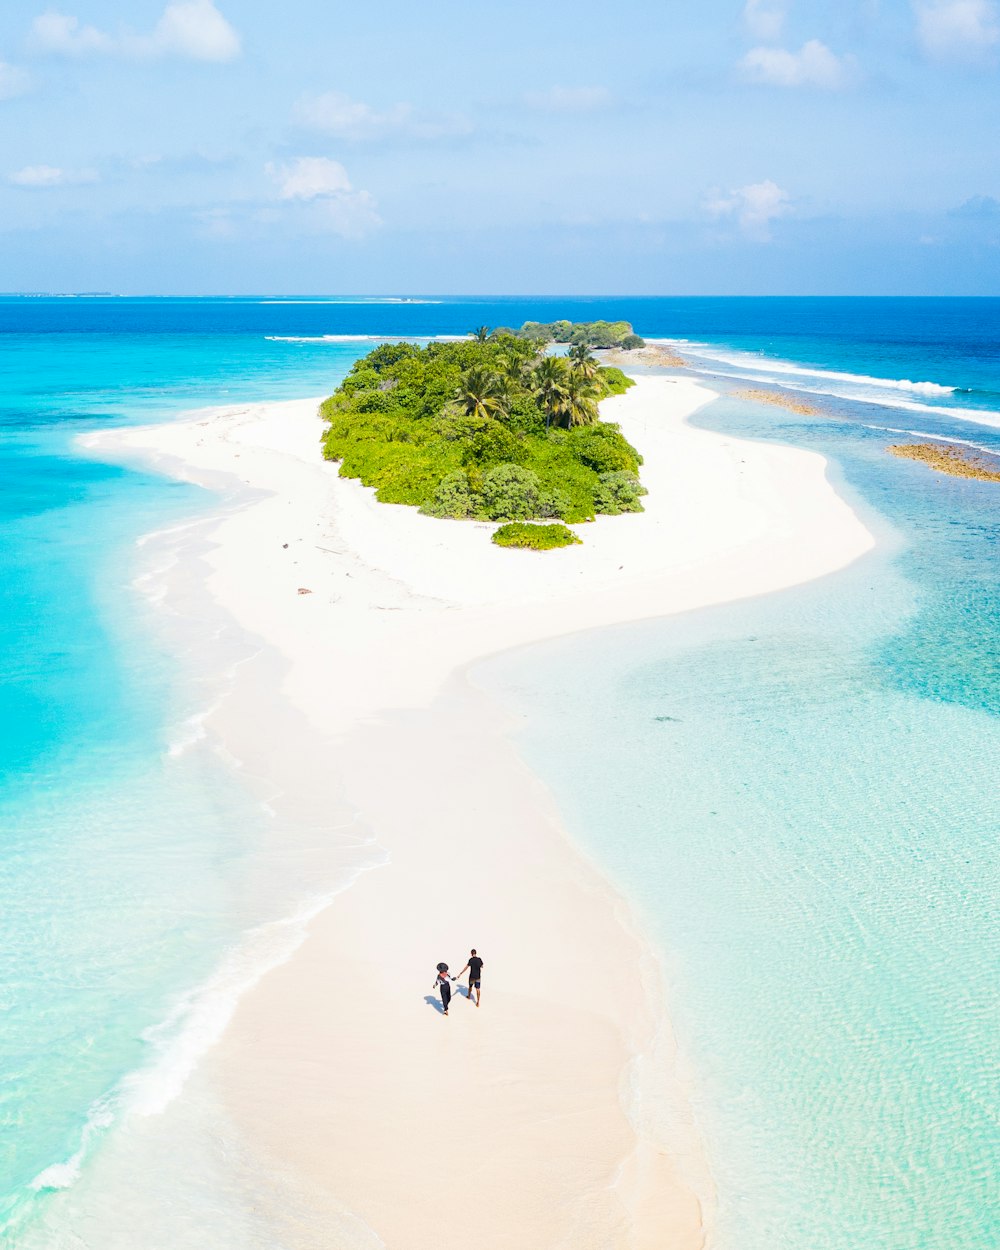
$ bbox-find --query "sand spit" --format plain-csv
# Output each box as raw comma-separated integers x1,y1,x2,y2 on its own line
82,375,875,1249
603,345,688,368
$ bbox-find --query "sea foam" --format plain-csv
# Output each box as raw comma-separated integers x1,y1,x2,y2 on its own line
651,340,1000,428
26,857,386,1206
123,875,382,1118
659,339,958,397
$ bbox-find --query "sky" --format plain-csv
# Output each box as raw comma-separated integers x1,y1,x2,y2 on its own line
0,0,998,294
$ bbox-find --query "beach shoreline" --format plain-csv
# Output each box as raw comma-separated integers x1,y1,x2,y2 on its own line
80,374,875,1249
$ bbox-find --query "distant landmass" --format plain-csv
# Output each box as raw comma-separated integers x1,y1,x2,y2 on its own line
1,291,117,298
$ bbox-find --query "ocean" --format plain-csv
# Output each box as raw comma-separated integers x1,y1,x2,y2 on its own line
1,296,998,1247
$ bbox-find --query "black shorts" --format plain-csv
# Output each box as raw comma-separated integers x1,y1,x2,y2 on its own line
470,978,481,989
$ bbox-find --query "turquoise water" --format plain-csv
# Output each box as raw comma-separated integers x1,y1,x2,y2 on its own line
479,392,1000,1248
0,319,379,1242
2,297,999,1245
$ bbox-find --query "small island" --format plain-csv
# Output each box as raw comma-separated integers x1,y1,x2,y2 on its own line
321,325,649,546
494,318,646,350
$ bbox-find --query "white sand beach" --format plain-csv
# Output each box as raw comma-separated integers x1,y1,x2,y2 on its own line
84,375,875,1250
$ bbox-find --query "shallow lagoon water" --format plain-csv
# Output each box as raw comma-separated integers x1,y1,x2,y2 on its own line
477,392,1000,1249
2,297,999,1245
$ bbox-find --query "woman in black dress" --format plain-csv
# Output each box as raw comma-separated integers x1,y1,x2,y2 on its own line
433,962,454,1015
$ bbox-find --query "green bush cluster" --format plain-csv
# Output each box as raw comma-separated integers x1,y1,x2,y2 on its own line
598,366,634,395
500,319,641,348
594,470,648,514
321,330,644,528
492,522,582,550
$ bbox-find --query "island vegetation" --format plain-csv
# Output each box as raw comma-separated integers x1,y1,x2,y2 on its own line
490,319,646,350
888,442,1000,482
492,522,582,550
320,327,648,532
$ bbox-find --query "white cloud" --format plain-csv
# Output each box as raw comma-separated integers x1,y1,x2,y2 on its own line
914,0,1000,56
744,0,787,40
705,179,791,241
269,156,353,201
298,91,471,142
28,1,241,61
9,164,98,187
741,40,853,87
522,85,612,111
0,61,30,99
266,157,380,238
148,0,241,60
28,13,113,54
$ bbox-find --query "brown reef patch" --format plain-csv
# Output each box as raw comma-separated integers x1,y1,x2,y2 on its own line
734,389,820,416
888,442,1000,482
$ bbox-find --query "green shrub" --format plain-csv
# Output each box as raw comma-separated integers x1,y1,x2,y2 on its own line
354,390,399,414
538,486,572,518
568,320,632,347
597,366,635,396
492,522,582,550
569,423,642,474
621,334,646,350
462,421,528,467
593,470,648,514
342,444,444,505
324,412,399,450
478,463,547,521
365,342,420,371
505,393,547,435
518,321,555,344
341,367,382,393
522,437,598,522
421,470,475,518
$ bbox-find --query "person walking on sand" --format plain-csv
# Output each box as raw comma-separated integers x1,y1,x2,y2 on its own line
433,962,454,1016
457,949,484,1006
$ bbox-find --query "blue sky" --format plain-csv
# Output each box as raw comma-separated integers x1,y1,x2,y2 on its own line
0,0,998,294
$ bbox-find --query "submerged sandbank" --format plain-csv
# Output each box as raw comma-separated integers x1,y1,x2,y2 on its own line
83,375,874,1249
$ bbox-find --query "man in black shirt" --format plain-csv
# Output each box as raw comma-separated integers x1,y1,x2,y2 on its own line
458,949,484,1006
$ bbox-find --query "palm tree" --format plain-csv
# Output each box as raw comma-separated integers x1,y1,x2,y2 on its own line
455,366,507,420
533,355,569,430
561,369,601,427
472,325,491,344
568,342,600,384
496,352,529,390
568,342,593,365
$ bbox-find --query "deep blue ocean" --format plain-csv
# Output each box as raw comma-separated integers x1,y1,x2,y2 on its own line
1,296,998,1248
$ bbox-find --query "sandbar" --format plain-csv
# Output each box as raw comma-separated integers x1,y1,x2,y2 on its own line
84,375,874,1249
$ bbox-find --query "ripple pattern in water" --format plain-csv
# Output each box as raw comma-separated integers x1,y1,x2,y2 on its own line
478,388,1000,1249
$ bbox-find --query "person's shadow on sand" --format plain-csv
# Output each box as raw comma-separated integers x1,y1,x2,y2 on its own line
424,994,446,1014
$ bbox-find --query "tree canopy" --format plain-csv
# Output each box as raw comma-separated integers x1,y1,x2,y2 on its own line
320,328,647,528
490,319,646,349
